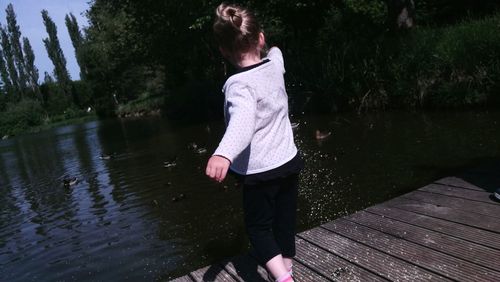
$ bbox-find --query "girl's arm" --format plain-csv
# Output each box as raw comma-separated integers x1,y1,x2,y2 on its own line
206,155,230,183
206,83,257,182
267,47,285,74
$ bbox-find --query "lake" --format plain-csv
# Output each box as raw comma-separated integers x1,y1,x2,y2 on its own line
1,111,499,280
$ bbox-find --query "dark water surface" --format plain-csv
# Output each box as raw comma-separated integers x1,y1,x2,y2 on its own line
1,111,500,280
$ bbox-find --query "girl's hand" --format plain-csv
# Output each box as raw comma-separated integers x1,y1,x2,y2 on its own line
206,155,230,183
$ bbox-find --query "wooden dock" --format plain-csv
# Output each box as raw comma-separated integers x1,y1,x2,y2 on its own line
171,175,500,281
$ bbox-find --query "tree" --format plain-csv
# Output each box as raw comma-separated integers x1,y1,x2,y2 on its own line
22,37,40,99
0,50,12,97
0,25,19,98
6,4,28,94
41,9,71,95
44,71,54,84
65,13,86,80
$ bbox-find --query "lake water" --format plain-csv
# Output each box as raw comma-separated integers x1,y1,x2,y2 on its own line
1,111,499,280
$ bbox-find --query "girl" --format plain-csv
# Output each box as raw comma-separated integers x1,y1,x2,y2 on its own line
206,3,303,282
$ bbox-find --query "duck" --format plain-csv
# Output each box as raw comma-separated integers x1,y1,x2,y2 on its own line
99,153,113,160
315,130,331,140
171,193,186,202
196,148,207,154
164,161,177,168
63,176,78,187
164,156,178,168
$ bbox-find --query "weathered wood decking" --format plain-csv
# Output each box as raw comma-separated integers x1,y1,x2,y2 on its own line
171,175,500,281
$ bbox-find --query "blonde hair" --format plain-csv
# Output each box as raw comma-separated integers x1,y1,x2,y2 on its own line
213,3,261,58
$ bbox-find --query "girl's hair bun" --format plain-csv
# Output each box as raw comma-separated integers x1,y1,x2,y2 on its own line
226,7,242,28
214,3,261,57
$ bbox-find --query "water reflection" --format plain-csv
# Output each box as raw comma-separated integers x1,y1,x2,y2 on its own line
0,112,499,280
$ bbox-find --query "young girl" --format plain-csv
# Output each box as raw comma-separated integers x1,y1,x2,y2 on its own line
206,3,303,282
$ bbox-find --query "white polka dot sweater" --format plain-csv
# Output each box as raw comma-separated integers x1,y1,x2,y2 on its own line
213,47,298,175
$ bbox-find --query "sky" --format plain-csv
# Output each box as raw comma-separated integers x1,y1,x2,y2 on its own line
0,0,89,82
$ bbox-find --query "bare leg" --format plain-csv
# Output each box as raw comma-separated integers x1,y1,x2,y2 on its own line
283,257,293,272
266,254,291,281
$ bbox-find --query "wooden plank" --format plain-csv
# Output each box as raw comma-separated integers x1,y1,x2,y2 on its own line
419,183,495,204
403,190,500,219
295,238,387,281
323,219,500,282
169,276,194,282
220,255,269,282
383,197,500,233
190,264,238,282
366,205,500,250
291,259,331,282
344,210,500,271
434,177,484,191
298,227,450,281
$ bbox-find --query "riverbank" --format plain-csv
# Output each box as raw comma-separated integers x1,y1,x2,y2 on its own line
290,12,500,113
0,111,96,139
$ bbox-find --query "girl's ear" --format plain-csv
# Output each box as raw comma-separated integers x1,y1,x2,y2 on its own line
258,32,266,49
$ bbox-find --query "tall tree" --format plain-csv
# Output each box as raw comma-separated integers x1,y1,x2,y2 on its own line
0,25,19,98
41,9,71,95
44,71,54,84
22,37,40,99
0,50,12,96
65,13,86,80
5,4,28,94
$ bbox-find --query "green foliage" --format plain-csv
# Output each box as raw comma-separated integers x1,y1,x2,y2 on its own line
0,50,12,96
0,26,19,96
0,4,94,136
71,80,93,108
65,13,86,79
116,92,164,117
40,80,70,114
0,99,45,136
415,0,500,26
67,0,500,117
6,3,28,96
42,9,71,95
389,15,500,107
345,0,387,25
22,37,41,100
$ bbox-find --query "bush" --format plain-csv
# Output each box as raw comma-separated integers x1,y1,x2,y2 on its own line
40,81,72,115
389,14,500,107
116,92,165,117
313,11,500,110
0,99,46,136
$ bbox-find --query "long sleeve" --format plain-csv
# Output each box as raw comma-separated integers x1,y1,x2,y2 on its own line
213,83,257,163
267,47,285,74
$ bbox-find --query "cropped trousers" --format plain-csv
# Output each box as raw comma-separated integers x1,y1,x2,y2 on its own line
242,173,299,264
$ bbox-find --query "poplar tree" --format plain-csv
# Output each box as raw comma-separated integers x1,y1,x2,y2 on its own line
0,25,19,97
6,4,28,93
65,13,86,80
42,9,71,95
0,50,12,96
22,37,40,99
44,71,54,84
